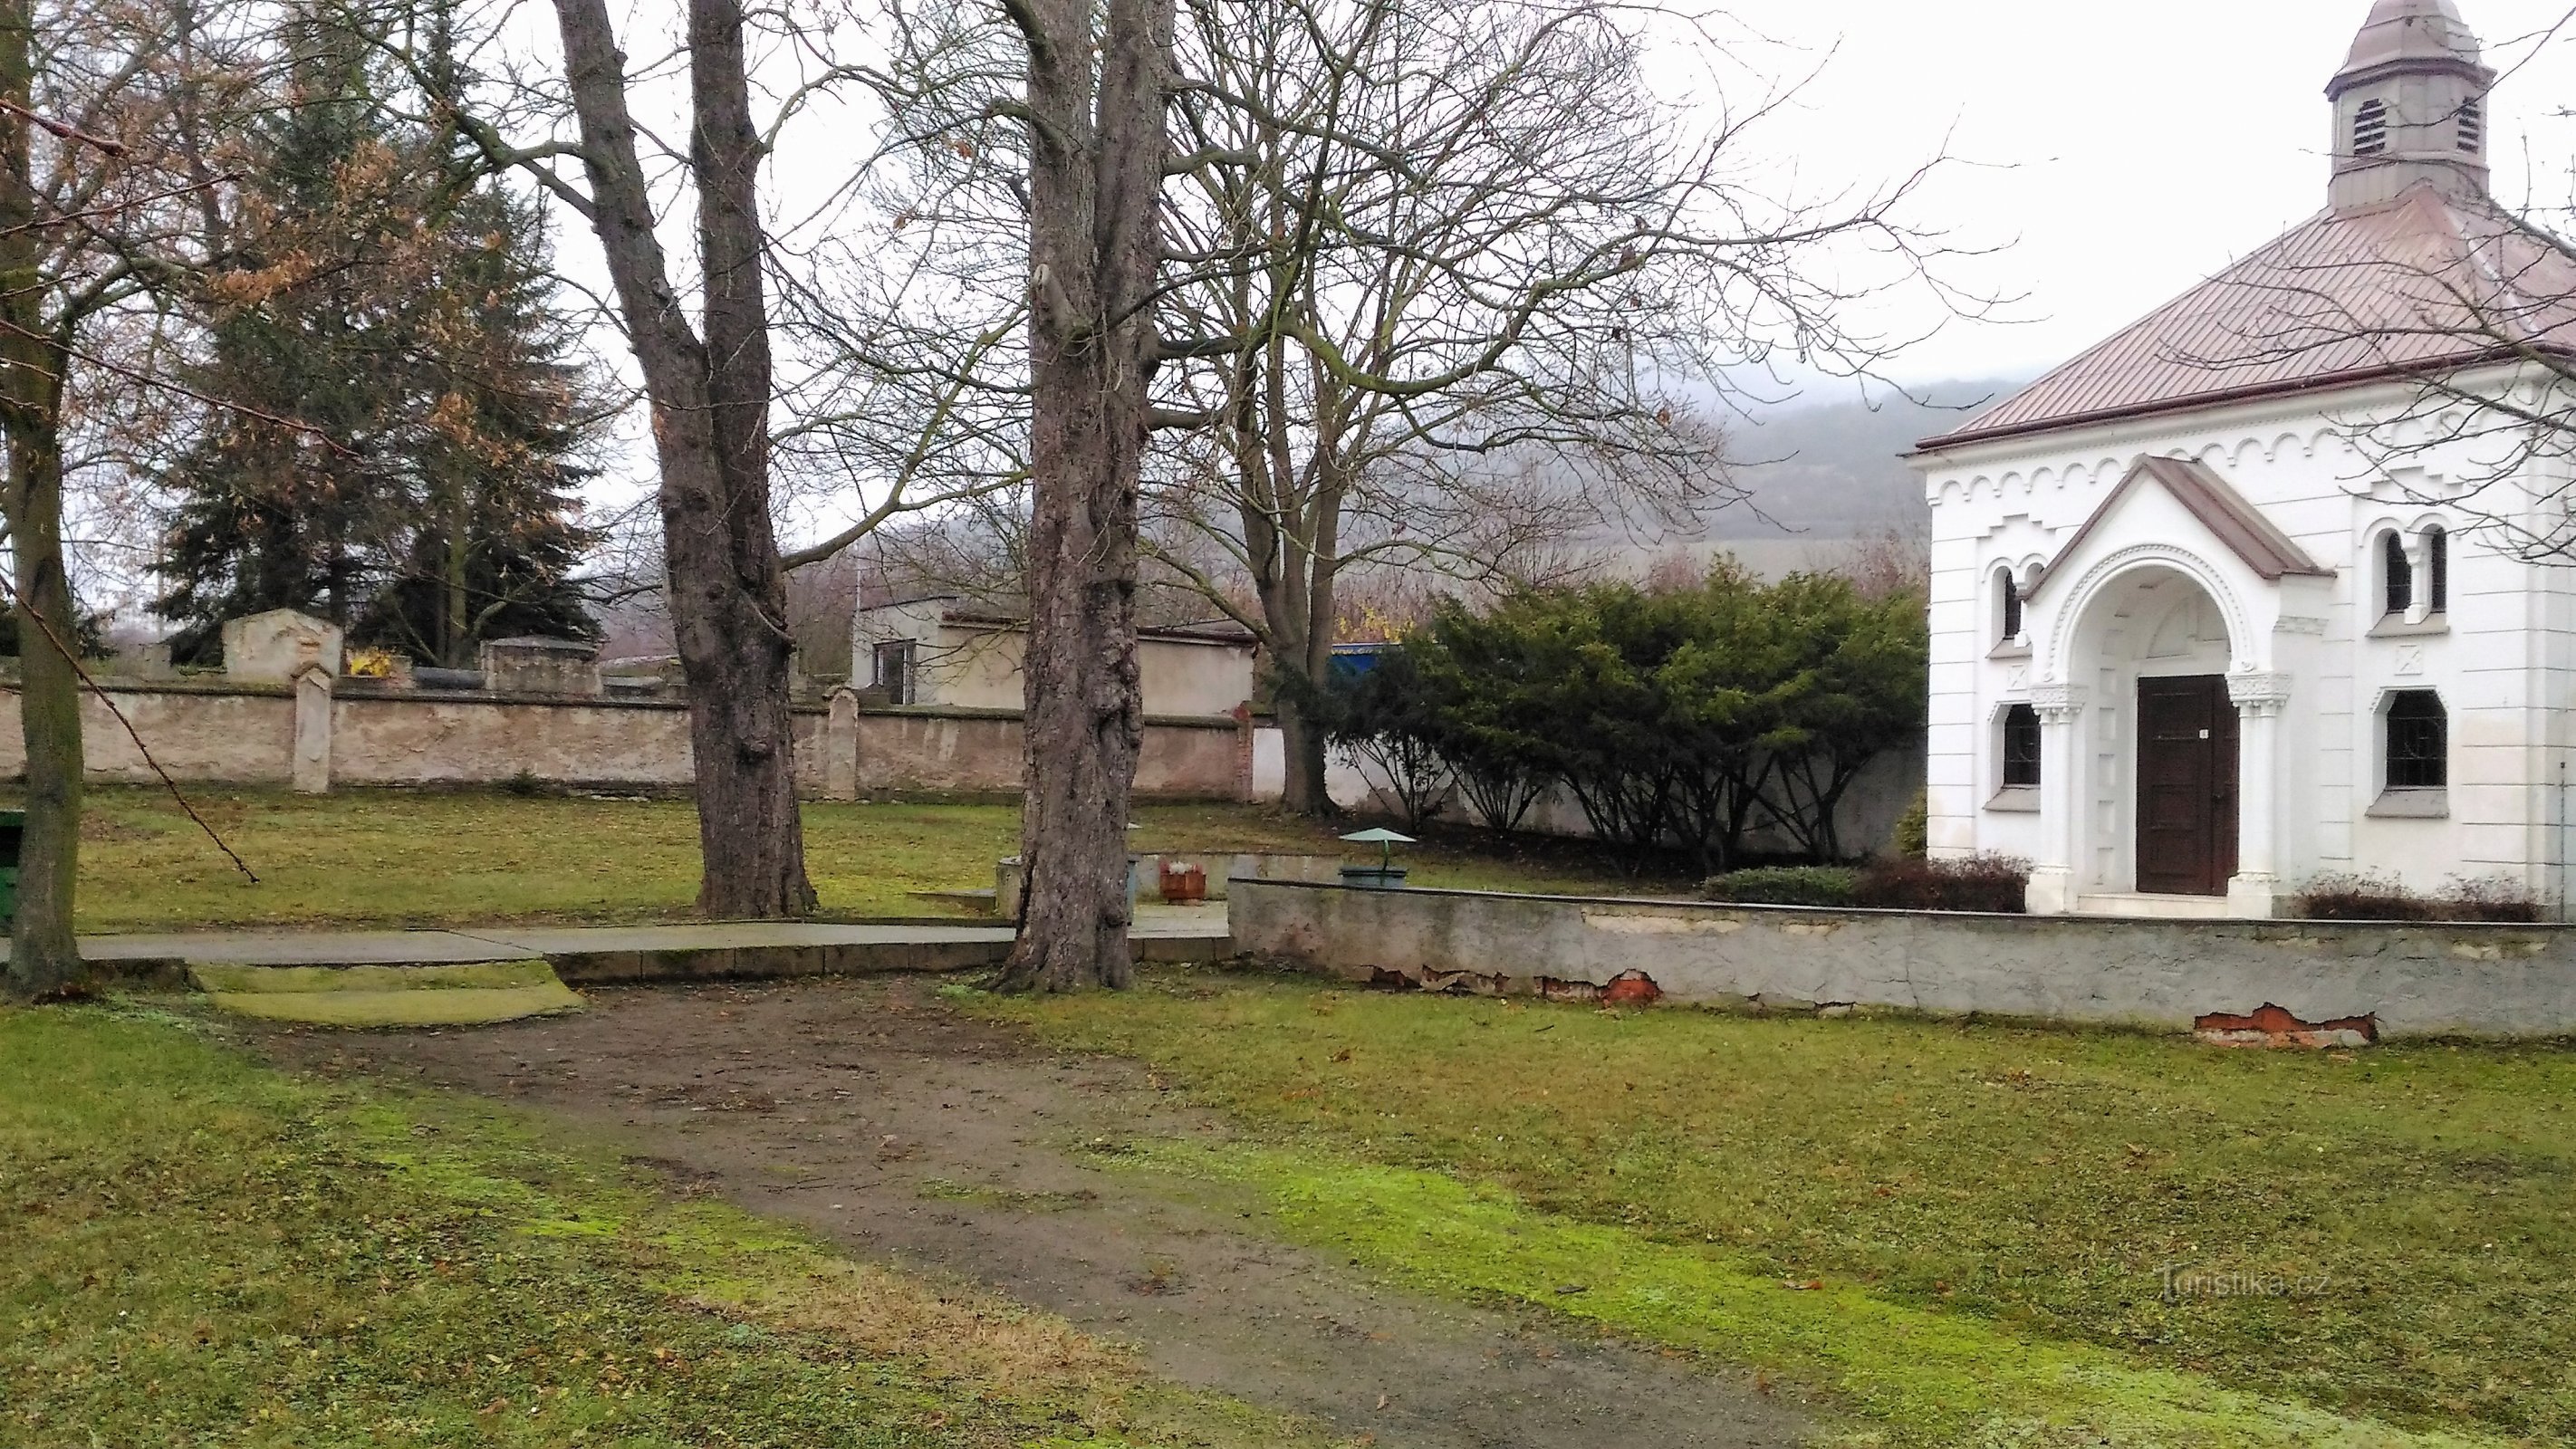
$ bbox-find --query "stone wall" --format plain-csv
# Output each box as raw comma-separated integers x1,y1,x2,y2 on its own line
0,677,1249,801
1229,878,2576,1040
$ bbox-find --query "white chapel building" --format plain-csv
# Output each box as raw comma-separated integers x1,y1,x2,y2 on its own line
1913,0,2576,917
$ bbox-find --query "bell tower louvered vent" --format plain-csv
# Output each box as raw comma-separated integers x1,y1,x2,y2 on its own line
2327,1,2495,210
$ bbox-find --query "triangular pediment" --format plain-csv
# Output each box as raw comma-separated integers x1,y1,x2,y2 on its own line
2026,457,2332,601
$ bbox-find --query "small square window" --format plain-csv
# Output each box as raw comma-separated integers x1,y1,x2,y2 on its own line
2001,703,2042,788
2384,689,2446,790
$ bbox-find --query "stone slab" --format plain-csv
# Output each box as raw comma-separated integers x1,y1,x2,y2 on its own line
56,913,1230,986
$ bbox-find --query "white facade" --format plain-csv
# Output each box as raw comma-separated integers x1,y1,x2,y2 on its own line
1918,384,2576,916
1914,0,2576,917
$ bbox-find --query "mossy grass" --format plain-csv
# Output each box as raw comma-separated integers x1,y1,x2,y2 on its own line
976,965,2576,1444
0,1003,1342,1447
187,961,583,1028
53,785,1668,934
1121,1139,2487,1446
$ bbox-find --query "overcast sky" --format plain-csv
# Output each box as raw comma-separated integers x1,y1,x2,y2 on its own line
1718,0,2576,390
521,0,2576,554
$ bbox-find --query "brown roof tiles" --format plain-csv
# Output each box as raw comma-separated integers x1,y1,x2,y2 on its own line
1921,186,2576,450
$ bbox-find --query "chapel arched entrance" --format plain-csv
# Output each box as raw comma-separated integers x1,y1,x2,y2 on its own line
2056,561,2244,900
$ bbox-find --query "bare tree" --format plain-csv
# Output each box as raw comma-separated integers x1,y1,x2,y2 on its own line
370,0,1028,918
862,0,1974,820
0,0,262,998
2279,204,2576,560
1146,0,1973,813
974,0,1171,991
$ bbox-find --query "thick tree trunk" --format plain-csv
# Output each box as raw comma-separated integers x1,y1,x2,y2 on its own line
1258,548,1341,817
1276,700,1332,816
992,0,1170,992
0,0,85,1001
1,388,85,1001
550,0,814,917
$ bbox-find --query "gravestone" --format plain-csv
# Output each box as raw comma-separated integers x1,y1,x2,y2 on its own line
223,609,341,685
479,637,602,696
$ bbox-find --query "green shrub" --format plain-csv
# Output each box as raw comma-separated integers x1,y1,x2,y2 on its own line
1852,854,2029,913
1891,789,1928,858
1700,865,1860,907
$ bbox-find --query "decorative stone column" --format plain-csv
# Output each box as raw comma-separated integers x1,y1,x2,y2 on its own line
2226,671,2292,918
824,686,861,801
2401,531,2432,625
2024,682,2088,914
291,665,333,795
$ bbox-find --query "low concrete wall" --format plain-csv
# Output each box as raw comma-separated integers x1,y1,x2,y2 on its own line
0,678,1247,801
1228,878,2576,1040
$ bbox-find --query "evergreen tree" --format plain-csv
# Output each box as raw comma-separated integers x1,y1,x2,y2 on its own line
355,181,603,666
153,14,409,657
154,4,602,666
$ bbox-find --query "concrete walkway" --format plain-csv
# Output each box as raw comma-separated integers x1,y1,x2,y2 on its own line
64,905,1232,984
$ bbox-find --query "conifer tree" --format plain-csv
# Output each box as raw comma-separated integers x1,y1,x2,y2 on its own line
154,3,602,664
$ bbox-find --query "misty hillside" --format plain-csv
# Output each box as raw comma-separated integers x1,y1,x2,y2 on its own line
1699,379,2023,542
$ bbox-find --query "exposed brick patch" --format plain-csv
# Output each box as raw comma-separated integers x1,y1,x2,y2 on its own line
1535,975,1601,1004
1600,970,1663,1005
2194,1003,2379,1049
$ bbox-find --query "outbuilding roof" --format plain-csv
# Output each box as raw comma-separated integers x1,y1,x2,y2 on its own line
2025,456,2333,600
1919,187,2576,451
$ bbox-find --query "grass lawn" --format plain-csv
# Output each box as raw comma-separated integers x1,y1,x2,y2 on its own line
62,784,1669,935
0,1003,1335,1448
981,966,2576,1445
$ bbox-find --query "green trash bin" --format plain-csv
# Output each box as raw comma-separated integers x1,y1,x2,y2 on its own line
0,809,22,929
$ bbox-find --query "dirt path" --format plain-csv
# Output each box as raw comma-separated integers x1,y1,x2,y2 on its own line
264,977,1812,1449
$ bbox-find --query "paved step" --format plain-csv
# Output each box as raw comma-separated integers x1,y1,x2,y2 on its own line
67,909,1232,985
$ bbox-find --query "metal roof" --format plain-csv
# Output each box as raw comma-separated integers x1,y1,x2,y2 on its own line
2335,0,2484,89
2026,456,2332,601
1920,186,2576,451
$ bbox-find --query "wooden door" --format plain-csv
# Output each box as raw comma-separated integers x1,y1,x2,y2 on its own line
2135,676,2238,896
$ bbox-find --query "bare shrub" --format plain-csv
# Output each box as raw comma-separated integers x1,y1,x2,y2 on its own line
1852,855,2029,914
2293,871,2544,923
2293,873,2429,921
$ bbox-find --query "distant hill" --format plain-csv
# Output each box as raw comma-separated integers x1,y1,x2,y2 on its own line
1699,379,2023,542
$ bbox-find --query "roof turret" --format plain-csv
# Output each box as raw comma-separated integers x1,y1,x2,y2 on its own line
2326,0,2494,210
2331,0,2487,94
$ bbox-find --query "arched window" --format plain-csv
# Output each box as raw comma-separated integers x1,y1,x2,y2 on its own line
2354,99,2389,157
1997,569,2023,644
2000,704,2042,788
2381,530,2412,616
2426,525,2448,613
2385,690,2447,790
2459,97,2485,154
